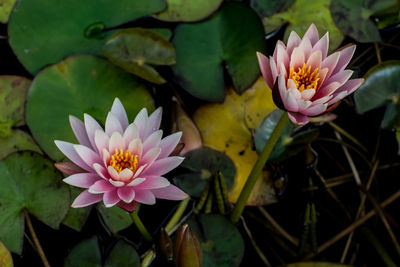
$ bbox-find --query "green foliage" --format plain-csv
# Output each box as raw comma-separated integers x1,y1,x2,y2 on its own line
26,55,154,161
0,0,16,23
0,152,70,254
8,0,166,74
97,204,132,233
354,60,400,128
173,2,266,101
62,187,93,232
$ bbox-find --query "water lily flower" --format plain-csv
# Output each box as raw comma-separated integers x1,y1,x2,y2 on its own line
257,23,364,125
174,224,203,267
55,98,188,212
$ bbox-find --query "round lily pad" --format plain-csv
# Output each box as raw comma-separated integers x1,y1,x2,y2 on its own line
263,0,344,50
354,60,400,128
330,0,397,43
26,55,154,161
65,236,102,267
8,0,166,74
172,2,266,102
0,151,70,254
0,240,13,267
104,240,140,267
188,214,244,267
103,28,175,84
62,187,93,232
0,130,41,160
250,0,295,18
174,148,236,198
154,0,223,22
97,204,132,233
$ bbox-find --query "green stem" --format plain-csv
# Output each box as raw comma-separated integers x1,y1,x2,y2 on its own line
165,197,190,234
131,206,153,243
230,112,289,223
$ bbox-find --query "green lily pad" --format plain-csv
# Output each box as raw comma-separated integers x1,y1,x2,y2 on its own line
250,0,295,18
254,109,319,162
188,214,244,267
65,236,102,267
154,0,223,22
104,240,140,267
0,151,70,254
263,0,344,50
330,0,398,43
0,129,41,160
172,2,266,102
354,60,400,128
103,28,175,84
97,204,132,233
0,0,16,23
0,240,13,267
62,187,92,232
173,148,236,198
26,55,154,161
8,0,166,74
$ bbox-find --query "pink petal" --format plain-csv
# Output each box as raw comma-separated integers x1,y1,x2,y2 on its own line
93,163,109,179
333,78,364,96
119,168,134,182
276,43,289,72
301,89,316,101
102,149,110,167
108,166,121,181
151,184,188,200
327,91,348,106
303,23,319,46
277,74,287,101
287,79,297,89
306,50,322,71
312,32,329,59
288,87,301,100
133,108,148,139
279,62,287,79
298,100,313,111
135,176,170,190
321,52,340,81
88,180,115,193
55,162,86,176
123,123,139,145
94,130,109,155
74,144,102,168
290,47,305,70
109,178,125,187
269,56,279,86
54,141,91,172
333,45,356,74
159,132,182,159
288,112,310,125
63,173,100,188
141,156,184,176
84,114,103,153
69,115,91,147
286,31,301,57
283,90,299,112
105,112,123,136
127,177,146,186
301,103,328,116
317,68,329,89
257,52,274,88
111,98,129,130
143,107,162,139
142,130,163,153
134,190,156,205
117,187,135,203
298,37,312,60
133,165,147,178
117,201,137,212
71,189,103,208
141,147,161,167
108,132,125,154
103,190,120,207
325,70,353,86
128,138,143,160
126,178,146,186
313,82,341,99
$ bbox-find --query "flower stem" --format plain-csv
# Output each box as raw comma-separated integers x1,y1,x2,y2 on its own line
131,206,153,243
230,112,289,224
165,197,190,234
23,209,51,267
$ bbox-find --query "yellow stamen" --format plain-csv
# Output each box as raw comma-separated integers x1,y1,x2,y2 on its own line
288,63,320,92
109,149,138,174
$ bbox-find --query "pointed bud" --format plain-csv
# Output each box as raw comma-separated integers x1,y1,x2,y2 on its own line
158,228,173,261
174,224,203,267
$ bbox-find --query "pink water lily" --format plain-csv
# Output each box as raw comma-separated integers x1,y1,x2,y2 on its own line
55,98,188,212
257,23,364,125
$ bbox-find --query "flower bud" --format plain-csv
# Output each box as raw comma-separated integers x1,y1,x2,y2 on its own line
174,224,203,267
158,228,173,261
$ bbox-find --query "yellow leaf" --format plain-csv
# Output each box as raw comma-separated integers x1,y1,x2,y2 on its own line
193,77,277,205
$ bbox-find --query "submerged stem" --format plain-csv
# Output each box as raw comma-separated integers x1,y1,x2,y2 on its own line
131,206,153,243
230,112,289,224
24,209,51,267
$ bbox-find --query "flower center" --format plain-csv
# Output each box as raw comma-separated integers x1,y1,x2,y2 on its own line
109,149,138,174
289,63,320,92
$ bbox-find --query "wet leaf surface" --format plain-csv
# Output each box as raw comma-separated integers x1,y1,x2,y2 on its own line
97,204,132,233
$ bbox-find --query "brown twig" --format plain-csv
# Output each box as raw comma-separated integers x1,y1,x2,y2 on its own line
303,189,400,260
24,209,51,267
374,43,382,64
